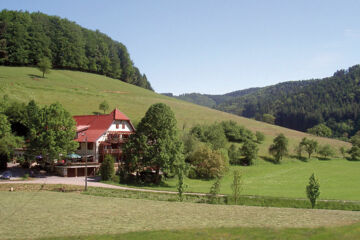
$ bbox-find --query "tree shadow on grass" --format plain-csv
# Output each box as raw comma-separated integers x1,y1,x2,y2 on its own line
92,111,102,115
28,74,42,79
317,157,331,161
345,157,360,162
259,156,279,164
289,154,308,162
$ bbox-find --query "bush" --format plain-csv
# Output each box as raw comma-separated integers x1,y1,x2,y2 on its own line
269,134,288,163
240,140,258,165
318,144,335,159
100,154,115,181
188,144,228,179
255,131,265,143
307,123,332,137
228,144,241,165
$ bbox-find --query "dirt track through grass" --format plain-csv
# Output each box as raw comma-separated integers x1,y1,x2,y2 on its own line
1,191,360,240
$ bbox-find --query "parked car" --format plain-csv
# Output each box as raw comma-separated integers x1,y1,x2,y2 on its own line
1,171,12,180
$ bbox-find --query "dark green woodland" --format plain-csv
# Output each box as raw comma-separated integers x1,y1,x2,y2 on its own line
0,10,152,90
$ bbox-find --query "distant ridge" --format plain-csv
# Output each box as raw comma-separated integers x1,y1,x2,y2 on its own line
170,65,360,139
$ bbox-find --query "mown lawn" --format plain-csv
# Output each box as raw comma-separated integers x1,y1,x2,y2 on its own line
105,157,360,201
39,223,360,240
1,191,360,240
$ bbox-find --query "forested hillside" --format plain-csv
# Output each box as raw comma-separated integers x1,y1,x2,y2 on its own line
0,10,152,90
173,65,360,139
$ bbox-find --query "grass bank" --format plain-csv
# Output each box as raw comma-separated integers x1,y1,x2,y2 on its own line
38,223,360,240
0,190,359,240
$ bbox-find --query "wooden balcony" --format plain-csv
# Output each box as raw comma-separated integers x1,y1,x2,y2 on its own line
102,149,122,154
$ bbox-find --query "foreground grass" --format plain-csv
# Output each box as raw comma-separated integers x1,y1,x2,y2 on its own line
39,223,360,240
1,191,360,240
1,183,359,211
104,158,360,201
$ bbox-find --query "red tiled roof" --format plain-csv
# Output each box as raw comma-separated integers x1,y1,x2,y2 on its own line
73,108,133,142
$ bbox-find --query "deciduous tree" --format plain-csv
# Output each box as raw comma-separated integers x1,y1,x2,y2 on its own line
306,173,320,208
99,100,109,114
268,134,288,163
37,57,52,78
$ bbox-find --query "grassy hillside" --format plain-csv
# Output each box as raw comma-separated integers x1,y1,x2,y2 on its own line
1,191,359,240
0,66,349,154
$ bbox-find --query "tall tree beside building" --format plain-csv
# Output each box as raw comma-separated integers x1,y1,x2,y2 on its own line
26,102,78,164
123,103,184,183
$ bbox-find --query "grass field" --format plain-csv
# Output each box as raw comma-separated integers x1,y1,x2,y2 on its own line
39,224,360,240
1,191,360,240
0,66,349,154
103,157,360,201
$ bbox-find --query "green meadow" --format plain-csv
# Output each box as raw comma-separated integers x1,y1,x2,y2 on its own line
1,191,360,240
1,66,358,200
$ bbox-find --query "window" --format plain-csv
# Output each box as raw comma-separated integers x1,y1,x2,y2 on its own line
87,142,94,150
116,123,119,129
122,122,125,129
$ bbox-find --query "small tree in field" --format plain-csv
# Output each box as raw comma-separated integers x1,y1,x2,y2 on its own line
37,57,52,78
208,176,222,204
99,100,109,114
306,173,320,208
100,154,115,181
300,138,318,159
269,134,288,163
174,160,187,202
241,139,258,165
318,144,335,159
255,131,265,143
231,170,243,204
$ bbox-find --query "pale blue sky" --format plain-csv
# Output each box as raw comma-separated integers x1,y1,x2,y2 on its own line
2,0,360,94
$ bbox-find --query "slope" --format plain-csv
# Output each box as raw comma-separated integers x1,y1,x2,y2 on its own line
0,66,349,154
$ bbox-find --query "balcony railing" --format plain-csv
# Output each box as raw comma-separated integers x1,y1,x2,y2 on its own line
102,149,122,154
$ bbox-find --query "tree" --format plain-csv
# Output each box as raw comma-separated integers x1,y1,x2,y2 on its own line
228,144,241,165
339,146,347,158
306,173,320,208
174,159,187,202
240,139,258,165
100,154,115,181
262,114,275,124
231,170,243,204
255,131,265,143
188,144,228,179
0,114,23,170
37,57,52,78
349,134,360,160
268,134,288,163
26,102,78,166
318,145,335,159
208,176,222,204
300,138,318,159
122,103,184,183
307,123,332,137
99,100,109,114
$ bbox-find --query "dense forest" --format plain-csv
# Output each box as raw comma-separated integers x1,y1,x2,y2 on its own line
0,10,153,90
170,65,360,140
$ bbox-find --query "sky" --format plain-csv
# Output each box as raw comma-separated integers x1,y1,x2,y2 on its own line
2,0,360,94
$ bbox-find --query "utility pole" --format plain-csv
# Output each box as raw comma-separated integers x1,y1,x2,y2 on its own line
85,135,88,191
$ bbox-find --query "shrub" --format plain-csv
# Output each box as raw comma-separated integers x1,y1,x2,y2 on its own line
190,123,227,150
307,123,332,137
255,131,265,143
188,144,228,179
240,139,258,165
318,144,335,159
208,176,222,204
100,154,115,181
306,173,320,208
228,144,241,165
231,170,243,204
